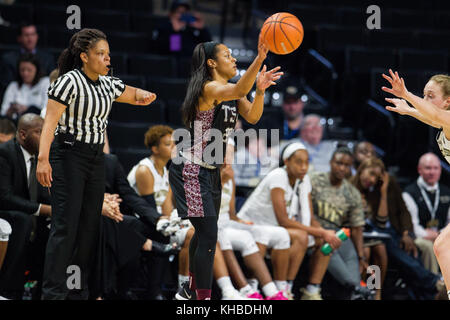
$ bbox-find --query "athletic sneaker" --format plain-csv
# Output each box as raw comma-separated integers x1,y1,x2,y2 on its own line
175,282,196,300
246,292,264,300
284,290,294,300
222,288,256,300
300,288,323,300
350,285,375,300
265,291,288,300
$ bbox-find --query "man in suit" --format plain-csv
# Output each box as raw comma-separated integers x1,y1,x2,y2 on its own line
92,153,177,300
0,113,51,299
0,22,55,89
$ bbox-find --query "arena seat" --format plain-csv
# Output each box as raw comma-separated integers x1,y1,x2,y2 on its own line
0,4,33,25
112,148,150,174
83,10,131,32
367,29,418,50
35,5,68,27
128,54,176,77
109,100,166,124
107,121,152,149
108,32,150,54
146,77,188,103
359,99,396,165
117,75,146,89
398,49,449,72
345,46,397,73
166,99,184,127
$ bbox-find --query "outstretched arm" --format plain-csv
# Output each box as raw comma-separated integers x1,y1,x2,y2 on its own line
116,85,157,106
203,36,269,102
382,69,449,128
384,98,441,128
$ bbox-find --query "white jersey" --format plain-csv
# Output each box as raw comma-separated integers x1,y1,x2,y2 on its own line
218,179,233,225
437,130,450,164
127,157,170,214
237,167,314,246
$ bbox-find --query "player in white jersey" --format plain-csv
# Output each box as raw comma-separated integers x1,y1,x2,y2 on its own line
238,142,343,299
382,71,450,298
218,163,289,300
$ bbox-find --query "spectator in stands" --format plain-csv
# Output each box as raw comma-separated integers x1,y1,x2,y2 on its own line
281,85,305,140
165,0,212,56
0,114,51,300
310,147,374,299
0,118,16,143
350,157,390,300
296,114,337,173
1,53,50,119
93,153,179,300
402,153,450,275
352,141,376,176
350,142,446,299
0,22,54,88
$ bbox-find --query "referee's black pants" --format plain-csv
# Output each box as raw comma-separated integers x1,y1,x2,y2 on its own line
41,140,105,300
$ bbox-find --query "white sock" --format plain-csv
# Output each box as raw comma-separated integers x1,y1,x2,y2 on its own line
306,284,320,294
178,274,189,289
217,276,235,294
247,278,259,291
275,280,288,292
239,284,254,296
262,282,278,297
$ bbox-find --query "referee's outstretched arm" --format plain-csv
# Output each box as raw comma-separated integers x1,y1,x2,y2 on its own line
115,85,156,106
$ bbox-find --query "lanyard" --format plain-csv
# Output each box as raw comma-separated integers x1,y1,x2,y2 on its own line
417,182,440,221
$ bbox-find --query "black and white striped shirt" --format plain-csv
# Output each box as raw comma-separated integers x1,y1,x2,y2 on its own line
47,68,125,144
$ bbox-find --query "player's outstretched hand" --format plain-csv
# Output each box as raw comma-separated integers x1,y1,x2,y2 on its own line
385,97,412,116
256,65,283,91
381,69,409,99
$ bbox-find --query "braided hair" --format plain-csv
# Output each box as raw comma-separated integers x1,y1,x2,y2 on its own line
57,28,107,75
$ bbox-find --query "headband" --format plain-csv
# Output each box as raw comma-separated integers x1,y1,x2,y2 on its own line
203,41,218,59
282,142,307,161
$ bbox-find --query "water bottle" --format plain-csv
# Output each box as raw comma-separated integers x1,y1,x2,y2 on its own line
321,228,350,255
23,282,32,300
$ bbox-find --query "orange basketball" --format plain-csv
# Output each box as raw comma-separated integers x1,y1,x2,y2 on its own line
260,12,304,55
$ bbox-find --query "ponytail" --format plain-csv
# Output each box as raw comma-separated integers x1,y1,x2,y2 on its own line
181,41,219,127
57,28,107,76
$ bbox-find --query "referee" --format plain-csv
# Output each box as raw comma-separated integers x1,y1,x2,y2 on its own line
36,28,156,300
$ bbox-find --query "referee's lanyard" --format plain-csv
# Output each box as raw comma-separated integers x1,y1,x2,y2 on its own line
418,182,440,230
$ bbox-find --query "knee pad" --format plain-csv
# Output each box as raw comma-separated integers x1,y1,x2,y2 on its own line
0,219,12,242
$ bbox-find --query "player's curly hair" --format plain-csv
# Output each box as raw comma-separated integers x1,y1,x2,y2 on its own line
144,125,173,149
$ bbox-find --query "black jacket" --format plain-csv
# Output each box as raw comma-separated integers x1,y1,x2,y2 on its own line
104,153,160,226
0,139,50,214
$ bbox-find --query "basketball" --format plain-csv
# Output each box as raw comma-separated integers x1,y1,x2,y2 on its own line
260,12,304,55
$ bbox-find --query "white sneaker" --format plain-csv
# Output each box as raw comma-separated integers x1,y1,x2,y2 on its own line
222,288,254,300
0,295,9,300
